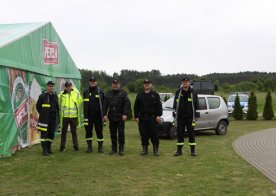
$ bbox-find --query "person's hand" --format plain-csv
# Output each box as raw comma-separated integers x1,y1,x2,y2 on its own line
122,115,127,121
156,116,161,123
103,115,108,122
135,118,139,123
172,111,176,118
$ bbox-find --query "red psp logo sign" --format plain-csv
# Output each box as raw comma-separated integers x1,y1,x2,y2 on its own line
43,39,58,64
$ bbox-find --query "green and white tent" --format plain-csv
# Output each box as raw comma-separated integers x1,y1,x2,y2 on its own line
0,22,81,157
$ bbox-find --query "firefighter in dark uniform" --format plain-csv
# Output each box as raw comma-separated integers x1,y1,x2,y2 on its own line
36,81,59,156
83,77,105,153
103,78,130,156
134,79,163,156
173,77,198,156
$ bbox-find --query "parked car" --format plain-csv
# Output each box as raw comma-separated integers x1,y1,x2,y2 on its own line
227,93,249,114
159,95,229,139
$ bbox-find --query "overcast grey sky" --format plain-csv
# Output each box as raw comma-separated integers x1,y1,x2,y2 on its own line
2,0,276,75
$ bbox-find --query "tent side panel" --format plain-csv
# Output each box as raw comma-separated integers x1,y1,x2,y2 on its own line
0,66,81,157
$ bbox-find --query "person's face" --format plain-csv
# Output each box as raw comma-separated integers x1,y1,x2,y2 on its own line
89,80,97,87
144,83,152,91
47,85,55,93
65,85,72,92
112,82,120,90
182,80,190,88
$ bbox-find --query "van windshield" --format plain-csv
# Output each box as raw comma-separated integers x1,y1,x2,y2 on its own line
228,95,248,102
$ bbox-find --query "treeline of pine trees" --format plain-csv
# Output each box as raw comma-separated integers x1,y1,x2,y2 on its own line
79,69,276,120
79,69,276,93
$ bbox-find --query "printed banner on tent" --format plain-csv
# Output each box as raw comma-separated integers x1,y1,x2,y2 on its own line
0,67,81,157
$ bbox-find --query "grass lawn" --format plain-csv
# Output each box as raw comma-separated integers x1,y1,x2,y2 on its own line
1,120,276,195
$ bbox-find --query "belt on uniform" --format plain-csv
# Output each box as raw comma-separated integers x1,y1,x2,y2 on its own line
141,114,155,117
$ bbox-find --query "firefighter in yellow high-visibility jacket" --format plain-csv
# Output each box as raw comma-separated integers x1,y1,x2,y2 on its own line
58,81,83,152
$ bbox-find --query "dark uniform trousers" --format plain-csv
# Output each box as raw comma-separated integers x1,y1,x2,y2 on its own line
41,112,57,144
61,117,78,147
85,113,104,141
139,120,159,147
109,119,125,147
177,117,195,145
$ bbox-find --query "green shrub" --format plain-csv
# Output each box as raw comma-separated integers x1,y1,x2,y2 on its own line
246,91,258,120
263,91,275,120
232,94,243,120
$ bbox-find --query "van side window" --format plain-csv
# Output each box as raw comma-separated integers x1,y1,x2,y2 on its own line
207,97,220,109
198,97,207,110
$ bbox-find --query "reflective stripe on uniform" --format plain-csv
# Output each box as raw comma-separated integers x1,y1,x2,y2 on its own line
192,122,196,127
84,122,89,125
38,122,48,127
38,127,47,131
42,104,50,107
95,95,99,98
189,143,196,146
97,138,104,142
188,98,192,102
40,139,47,142
46,138,53,142
84,99,89,101
177,142,184,146
86,137,93,141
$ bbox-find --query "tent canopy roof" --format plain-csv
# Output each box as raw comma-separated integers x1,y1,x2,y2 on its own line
0,22,81,79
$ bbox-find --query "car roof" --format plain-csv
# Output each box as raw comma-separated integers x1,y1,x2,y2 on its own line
198,94,222,98
168,94,222,99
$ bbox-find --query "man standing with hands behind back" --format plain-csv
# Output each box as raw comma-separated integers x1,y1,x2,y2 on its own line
134,79,162,156
103,78,130,156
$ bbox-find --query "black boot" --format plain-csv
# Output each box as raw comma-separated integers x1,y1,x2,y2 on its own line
109,145,117,154
119,144,124,156
42,142,49,156
47,141,53,154
86,140,92,153
190,145,197,156
74,145,79,151
174,146,183,156
140,146,148,156
98,142,104,153
59,145,65,152
153,146,159,156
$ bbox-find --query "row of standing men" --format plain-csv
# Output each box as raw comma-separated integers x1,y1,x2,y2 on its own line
36,77,198,157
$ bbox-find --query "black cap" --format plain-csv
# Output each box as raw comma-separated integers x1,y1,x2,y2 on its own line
112,78,120,84
65,81,72,87
89,77,96,82
144,79,152,84
47,81,55,85
182,77,190,82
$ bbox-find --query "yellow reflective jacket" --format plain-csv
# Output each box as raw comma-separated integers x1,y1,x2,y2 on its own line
58,88,83,128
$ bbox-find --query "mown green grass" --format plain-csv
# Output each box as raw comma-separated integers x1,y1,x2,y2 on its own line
1,120,276,195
